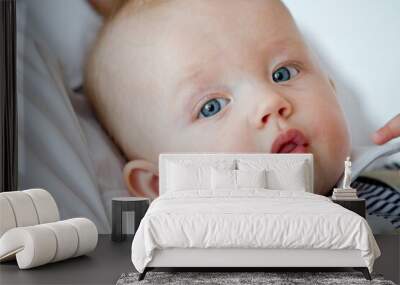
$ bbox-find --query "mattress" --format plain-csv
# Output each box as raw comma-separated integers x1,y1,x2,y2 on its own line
131,190,380,273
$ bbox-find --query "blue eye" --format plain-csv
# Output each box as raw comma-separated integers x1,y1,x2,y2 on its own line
198,98,230,118
272,66,299,82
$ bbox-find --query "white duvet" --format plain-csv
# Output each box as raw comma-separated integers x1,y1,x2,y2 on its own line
131,190,380,273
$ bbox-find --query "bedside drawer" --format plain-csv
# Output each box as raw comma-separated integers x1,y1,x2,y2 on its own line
332,199,366,218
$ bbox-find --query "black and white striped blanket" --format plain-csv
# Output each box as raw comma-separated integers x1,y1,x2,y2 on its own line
352,162,400,229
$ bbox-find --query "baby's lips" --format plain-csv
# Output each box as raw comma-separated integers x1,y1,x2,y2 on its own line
271,129,309,153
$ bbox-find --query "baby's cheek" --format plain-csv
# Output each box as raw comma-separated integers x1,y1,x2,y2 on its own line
164,116,256,153
319,112,348,151
207,122,260,152
299,91,350,194
305,91,349,147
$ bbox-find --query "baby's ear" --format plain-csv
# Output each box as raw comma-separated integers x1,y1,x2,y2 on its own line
328,77,337,92
87,0,129,18
123,160,159,198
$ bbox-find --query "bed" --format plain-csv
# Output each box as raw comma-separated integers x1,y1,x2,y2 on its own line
17,1,399,236
131,153,380,280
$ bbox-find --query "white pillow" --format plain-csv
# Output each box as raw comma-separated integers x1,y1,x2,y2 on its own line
211,169,236,190
17,5,128,234
165,159,236,193
18,0,102,89
211,169,268,190
167,163,211,191
236,169,267,189
267,163,307,191
238,159,308,192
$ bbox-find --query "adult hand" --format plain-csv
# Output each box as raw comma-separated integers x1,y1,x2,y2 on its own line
372,114,400,145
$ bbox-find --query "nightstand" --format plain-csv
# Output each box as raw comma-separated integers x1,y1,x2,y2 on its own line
112,197,150,242
331,198,366,218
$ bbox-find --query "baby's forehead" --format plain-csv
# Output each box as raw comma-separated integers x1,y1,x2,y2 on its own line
112,0,305,66
115,0,299,41
101,0,309,107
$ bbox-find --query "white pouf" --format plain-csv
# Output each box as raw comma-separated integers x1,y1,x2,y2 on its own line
0,218,97,269
0,189,98,269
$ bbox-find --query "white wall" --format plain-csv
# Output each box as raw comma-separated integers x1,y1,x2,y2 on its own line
283,0,400,146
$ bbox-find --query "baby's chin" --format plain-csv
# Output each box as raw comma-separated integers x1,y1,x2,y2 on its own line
314,177,336,196
312,132,350,195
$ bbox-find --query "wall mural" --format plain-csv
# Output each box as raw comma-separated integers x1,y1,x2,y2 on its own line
17,0,399,234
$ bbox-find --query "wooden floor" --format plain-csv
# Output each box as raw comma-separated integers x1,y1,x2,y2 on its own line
0,235,398,284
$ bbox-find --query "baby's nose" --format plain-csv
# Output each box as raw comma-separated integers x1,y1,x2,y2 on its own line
250,94,293,129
